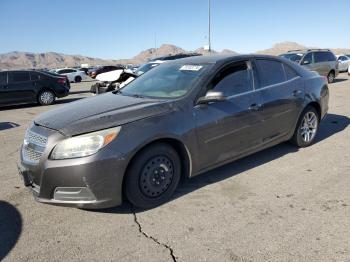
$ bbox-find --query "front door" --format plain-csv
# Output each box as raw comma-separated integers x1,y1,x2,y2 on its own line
194,60,262,170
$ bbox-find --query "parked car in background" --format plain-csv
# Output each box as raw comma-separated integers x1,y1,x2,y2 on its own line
336,55,350,72
135,60,167,75
135,53,203,76
89,65,125,79
149,52,202,62
280,49,339,83
55,68,88,83
18,54,329,209
91,69,137,94
0,70,70,106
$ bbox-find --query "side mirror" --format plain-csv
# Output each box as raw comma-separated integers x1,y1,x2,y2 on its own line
302,60,311,65
197,91,227,105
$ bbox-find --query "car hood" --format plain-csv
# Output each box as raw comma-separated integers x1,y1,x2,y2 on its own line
34,93,172,136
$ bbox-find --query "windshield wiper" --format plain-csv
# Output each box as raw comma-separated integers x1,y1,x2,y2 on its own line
130,94,144,98
112,89,123,95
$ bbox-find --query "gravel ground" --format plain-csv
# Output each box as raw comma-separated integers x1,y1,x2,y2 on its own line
0,74,349,262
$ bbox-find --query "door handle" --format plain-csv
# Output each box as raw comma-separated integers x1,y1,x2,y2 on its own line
249,103,261,111
293,90,303,96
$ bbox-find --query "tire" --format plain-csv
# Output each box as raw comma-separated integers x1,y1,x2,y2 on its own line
124,143,181,209
290,106,320,147
38,90,55,105
75,76,82,83
327,71,335,84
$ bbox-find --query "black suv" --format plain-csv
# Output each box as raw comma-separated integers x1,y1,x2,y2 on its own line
280,49,339,83
0,70,70,106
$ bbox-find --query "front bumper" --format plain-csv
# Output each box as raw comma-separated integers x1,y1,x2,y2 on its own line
18,125,128,209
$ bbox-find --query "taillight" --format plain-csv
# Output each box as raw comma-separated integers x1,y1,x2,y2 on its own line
57,78,66,84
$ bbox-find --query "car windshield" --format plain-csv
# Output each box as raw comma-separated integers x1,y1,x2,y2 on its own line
121,63,212,99
280,53,304,62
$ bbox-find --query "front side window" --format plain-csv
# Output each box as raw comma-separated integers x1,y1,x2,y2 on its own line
11,72,30,82
209,61,252,97
121,63,212,99
255,59,285,88
302,53,313,64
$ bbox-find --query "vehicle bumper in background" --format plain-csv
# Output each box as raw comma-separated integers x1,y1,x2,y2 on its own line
56,88,70,98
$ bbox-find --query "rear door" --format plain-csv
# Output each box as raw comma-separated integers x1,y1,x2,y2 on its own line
253,59,304,143
313,52,330,76
7,71,35,103
194,60,263,169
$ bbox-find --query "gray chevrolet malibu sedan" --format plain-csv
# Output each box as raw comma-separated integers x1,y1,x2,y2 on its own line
18,55,329,209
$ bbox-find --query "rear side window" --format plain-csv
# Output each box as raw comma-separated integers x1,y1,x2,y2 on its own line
211,61,252,97
58,69,74,74
314,52,328,63
11,72,30,82
325,52,336,61
283,64,299,80
255,59,285,88
0,72,7,84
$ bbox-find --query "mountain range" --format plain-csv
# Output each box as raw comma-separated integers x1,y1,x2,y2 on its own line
1,42,349,70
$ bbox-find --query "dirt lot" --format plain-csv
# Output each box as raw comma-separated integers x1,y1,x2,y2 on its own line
0,75,349,262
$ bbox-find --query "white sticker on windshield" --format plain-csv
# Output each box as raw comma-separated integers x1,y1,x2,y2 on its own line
180,65,203,71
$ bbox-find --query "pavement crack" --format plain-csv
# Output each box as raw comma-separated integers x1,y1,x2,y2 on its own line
131,206,177,262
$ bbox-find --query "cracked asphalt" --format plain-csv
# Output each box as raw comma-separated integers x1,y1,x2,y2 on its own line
1,75,350,261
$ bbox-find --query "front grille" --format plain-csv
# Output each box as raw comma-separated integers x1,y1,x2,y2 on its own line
22,129,47,164
26,130,47,147
22,146,43,163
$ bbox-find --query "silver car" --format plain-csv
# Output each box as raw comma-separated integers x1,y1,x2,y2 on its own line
336,55,350,72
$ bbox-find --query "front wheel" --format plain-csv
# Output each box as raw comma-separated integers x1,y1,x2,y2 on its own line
38,90,55,105
124,143,181,209
290,106,319,147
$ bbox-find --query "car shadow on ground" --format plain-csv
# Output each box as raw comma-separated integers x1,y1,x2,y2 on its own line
88,113,350,214
0,201,22,261
0,97,84,111
333,78,348,83
0,122,20,131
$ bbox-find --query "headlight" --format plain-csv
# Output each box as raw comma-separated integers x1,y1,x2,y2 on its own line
50,126,121,160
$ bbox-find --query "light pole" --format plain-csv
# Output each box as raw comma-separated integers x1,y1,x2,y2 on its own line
208,0,211,53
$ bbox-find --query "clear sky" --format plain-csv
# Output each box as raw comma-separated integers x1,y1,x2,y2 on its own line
1,0,349,59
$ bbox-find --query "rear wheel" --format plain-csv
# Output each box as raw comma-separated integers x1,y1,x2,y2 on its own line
38,90,55,105
124,143,181,209
290,106,319,147
327,71,335,83
75,76,82,83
